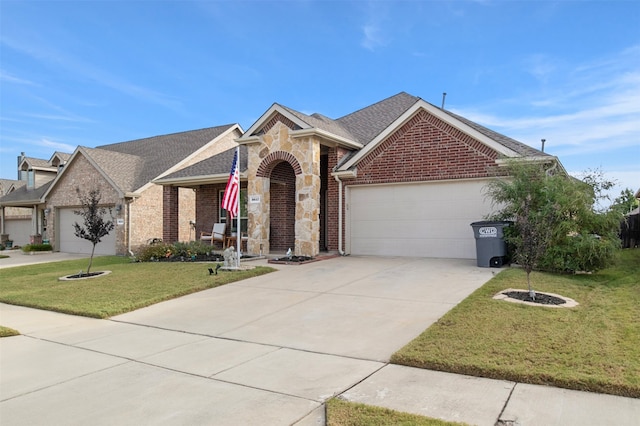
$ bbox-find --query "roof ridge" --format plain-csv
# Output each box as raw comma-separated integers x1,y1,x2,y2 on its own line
440,109,547,157
336,92,419,121
97,124,236,148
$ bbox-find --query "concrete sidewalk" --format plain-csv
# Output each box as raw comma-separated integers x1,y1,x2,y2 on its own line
1,256,638,425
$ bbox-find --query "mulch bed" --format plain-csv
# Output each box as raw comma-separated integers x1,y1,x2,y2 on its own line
502,290,566,305
268,253,340,265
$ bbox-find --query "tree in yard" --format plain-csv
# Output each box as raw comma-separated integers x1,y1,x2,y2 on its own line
610,188,639,216
485,161,621,297
485,161,555,298
73,188,115,274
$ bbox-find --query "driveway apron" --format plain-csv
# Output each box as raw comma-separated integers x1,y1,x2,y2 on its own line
1,256,494,425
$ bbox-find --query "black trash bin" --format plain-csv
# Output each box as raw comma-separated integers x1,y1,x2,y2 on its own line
470,221,511,267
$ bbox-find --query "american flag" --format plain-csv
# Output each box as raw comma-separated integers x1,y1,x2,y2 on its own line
221,149,239,220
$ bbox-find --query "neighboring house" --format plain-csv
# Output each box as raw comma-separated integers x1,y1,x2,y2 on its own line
0,178,31,246
0,152,69,246
157,92,563,259
0,125,243,255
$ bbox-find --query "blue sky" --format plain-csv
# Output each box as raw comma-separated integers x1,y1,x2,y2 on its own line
1,0,638,201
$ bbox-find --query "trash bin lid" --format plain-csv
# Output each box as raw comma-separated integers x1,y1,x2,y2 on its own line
470,220,511,227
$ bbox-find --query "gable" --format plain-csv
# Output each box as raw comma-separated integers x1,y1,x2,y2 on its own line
260,112,302,135
46,153,121,206
354,109,503,184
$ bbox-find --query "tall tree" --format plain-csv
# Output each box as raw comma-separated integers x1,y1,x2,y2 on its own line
73,188,115,274
610,188,639,216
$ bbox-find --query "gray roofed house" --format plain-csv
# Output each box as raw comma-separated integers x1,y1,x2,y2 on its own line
1,124,243,255
206,91,563,259
3,91,566,261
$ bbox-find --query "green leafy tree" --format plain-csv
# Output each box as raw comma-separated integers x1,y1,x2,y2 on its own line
610,188,639,216
485,161,620,290
73,188,115,274
484,161,555,297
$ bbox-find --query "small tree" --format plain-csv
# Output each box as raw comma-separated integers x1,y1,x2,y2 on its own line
485,161,555,298
485,161,620,294
73,188,114,274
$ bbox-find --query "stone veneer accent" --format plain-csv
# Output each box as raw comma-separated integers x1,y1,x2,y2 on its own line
246,121,321,257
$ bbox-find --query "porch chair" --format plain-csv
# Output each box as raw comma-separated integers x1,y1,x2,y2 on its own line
200,223,226,248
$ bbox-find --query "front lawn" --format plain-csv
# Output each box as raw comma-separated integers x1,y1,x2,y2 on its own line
326,398,466,426
0,326,20,337
392,249,640,398
0,256,275,318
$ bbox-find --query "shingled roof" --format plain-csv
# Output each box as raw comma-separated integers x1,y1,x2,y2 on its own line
156,146,248,184
440,109,547,158
0,180,52,205
267,92,545,160
336,92,420,145
91,124,237,192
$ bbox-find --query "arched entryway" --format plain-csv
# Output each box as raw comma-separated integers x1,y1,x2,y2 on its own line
269,161,296,251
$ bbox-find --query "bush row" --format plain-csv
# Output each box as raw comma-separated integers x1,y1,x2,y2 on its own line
135,241,218,262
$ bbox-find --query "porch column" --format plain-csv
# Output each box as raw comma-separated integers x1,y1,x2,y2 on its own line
0,206,5,235
163,186,179,243
32,205,39,235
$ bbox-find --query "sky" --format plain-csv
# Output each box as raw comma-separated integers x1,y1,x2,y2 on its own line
1,0,638,203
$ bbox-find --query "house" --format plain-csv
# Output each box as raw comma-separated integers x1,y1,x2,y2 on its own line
0,125,243,255
0,152,70,247
157,92,562,259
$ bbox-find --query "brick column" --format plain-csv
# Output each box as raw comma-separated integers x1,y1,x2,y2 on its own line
163,186,179,243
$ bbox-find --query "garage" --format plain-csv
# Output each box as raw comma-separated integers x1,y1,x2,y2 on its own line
57,207,116,255
346,179,496,259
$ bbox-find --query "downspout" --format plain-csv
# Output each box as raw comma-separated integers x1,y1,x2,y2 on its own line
333,174,345,256
127,199,134,257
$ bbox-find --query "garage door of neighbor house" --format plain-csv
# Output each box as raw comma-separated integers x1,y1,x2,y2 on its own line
58,208,116,255
346,179,495,259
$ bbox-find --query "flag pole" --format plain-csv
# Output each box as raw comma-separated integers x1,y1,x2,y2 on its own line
236,145,241,268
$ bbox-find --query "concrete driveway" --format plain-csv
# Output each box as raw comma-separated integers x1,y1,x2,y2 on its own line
1,256,495,425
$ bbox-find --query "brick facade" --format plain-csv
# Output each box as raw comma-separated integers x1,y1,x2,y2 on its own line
269,162,296,251
324,109,504,253
45,154,123,253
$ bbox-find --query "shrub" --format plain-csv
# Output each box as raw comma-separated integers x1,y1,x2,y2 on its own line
135,243,176,262
135,241,218,262
22,243,53,252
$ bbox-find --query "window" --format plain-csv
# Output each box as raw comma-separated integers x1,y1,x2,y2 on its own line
27,170,35,189
219,189,248,233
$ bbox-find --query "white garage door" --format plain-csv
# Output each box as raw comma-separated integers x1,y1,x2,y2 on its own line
5,218,32,247
58,208,116,255
347,179,495,259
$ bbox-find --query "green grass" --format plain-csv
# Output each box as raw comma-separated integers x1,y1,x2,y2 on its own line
0,256,275,319
326,398,467,426
0,325,20,337
392,249,640,398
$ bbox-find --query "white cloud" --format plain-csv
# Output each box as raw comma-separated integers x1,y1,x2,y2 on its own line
452,46,640,156
2,35,182,111
39,138,76,153
361,24,388,51
360,2,391,51
0,69,37,86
